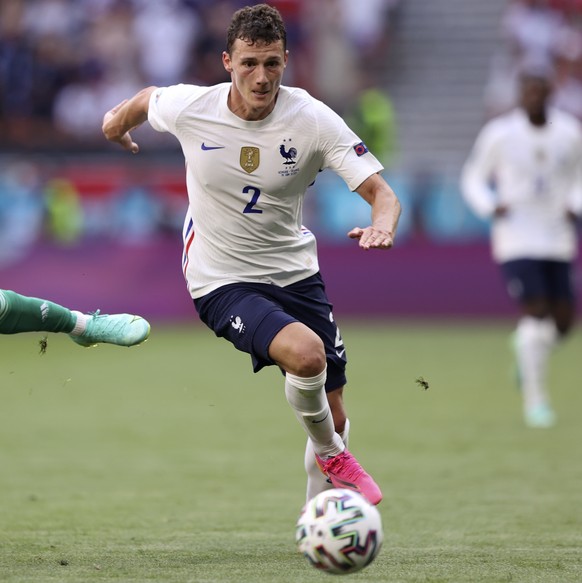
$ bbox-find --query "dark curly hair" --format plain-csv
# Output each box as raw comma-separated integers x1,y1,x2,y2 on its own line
226,4,287,53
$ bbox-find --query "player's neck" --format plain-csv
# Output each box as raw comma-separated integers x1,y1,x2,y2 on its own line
525,108,547,127
528,112,547,127
227,87,280,121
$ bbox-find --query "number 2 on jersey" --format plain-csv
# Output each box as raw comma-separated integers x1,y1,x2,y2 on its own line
242,186,263,214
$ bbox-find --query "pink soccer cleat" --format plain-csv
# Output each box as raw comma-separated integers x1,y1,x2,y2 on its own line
315,449,383,505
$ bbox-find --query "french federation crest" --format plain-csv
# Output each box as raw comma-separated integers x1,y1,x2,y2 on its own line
279,143,297,165
240,147,260,173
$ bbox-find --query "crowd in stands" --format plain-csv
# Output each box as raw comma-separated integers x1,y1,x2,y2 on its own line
0,0,400,152
485,0,582,119
6,0,582,256
0,0,401,262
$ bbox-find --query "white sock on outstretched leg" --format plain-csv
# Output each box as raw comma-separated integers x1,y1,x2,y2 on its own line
305,418,350,502
285,367,344,459
69,311,88,336
514,316,557,413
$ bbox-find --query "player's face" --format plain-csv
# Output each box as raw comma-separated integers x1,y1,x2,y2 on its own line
223,39,288,121
520,76,551,117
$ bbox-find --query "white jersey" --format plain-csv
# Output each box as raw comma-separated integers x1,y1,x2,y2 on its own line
148,83,383,298
461,107,582,262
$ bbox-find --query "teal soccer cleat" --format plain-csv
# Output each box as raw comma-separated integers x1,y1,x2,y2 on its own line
70,310,150,348
525,404,556,429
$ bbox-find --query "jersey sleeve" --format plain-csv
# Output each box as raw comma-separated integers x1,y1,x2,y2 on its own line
566,122,582,216
460,122,500,218
148,84,202,135
313,99,384,192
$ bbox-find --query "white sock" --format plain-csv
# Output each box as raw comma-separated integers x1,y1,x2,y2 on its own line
69,311,87,336
515,316,558,412
285,367,344,459
305,418,350,502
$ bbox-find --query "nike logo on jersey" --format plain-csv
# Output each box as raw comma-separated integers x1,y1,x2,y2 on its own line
201,143,225,151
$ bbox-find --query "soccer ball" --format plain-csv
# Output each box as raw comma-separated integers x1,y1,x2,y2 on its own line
295,488,383,575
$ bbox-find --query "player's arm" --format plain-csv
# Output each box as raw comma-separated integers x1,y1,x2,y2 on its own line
102,86,157,153
460,127,502,218
566,131,582,223
349,173,401,250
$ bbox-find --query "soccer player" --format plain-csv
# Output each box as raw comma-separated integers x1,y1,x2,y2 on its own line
0,289,150,348
101,4,401,504
461,63,582,428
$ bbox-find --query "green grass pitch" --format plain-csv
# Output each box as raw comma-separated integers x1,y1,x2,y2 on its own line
1,321,581,582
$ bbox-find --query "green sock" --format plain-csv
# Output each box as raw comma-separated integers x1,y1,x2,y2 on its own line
0,290,77,334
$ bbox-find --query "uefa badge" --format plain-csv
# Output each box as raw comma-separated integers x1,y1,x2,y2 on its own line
353,141,369,157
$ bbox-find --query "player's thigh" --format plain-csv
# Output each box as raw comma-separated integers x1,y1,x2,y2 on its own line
500,259,550,316
277,273,348,392
194,284,295,365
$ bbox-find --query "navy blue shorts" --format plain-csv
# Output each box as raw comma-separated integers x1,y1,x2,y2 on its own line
193,273,347,392
500,259,575,304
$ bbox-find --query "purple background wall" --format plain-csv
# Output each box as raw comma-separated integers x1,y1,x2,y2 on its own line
3,237,573,322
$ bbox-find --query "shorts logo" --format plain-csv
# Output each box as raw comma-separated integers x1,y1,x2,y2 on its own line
240,147,260,173
353,141,369,157
332,313,346,359
231,315,246,334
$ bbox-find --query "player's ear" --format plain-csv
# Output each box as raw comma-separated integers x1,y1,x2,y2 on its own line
284,50,289,68
222,51,233,73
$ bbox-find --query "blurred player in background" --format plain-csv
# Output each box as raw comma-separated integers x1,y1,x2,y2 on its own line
461,63,582,428
0,289,150,348
101,4,400,504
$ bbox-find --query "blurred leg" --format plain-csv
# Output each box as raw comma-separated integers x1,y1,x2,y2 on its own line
0,290,76,334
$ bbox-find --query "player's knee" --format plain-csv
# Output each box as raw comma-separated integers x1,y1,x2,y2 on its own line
294,352,326,378
290,337,326,377
556,319,574,337
552,306,575,337
270,322,326,377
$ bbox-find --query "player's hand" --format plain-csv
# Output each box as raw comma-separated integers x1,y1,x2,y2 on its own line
102,100,140,154
348,227,395,250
